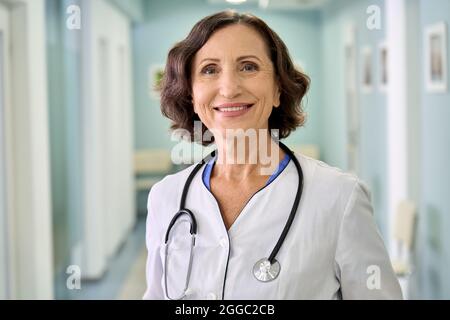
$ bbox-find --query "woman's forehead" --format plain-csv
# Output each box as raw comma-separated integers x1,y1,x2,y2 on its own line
194,24,270,63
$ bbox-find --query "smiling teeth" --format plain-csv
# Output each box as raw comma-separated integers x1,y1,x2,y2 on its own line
218,106,248,112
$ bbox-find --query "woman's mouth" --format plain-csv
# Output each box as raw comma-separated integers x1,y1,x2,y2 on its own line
213,103,254,117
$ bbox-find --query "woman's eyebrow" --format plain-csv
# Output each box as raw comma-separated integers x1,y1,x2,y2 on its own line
237,55,262,62
198,55,263,65
199,58,220,64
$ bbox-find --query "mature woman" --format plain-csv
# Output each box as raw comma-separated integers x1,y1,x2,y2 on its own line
143,10,402,300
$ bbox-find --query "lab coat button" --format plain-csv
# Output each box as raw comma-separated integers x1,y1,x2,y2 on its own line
206,292,217,300
219,237,228,248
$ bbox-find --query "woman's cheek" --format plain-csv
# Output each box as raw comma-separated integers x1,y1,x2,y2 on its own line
194,103,212,126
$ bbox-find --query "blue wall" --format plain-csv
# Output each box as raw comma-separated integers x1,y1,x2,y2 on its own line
416,0,450,299
108,0,145,22
132,0,322,151
321,0,388,237
320,0,450,299
46,0,84,299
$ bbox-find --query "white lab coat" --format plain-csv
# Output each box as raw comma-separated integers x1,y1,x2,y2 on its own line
143,152,403,300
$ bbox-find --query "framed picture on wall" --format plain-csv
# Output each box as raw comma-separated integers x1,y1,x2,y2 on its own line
425,22,448,93
379,41,388,92
149,64,165,100
361,46,373,93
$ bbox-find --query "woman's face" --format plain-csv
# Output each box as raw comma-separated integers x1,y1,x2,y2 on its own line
191,24,280,137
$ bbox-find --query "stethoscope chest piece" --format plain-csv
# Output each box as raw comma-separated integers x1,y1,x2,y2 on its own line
253,258,281,282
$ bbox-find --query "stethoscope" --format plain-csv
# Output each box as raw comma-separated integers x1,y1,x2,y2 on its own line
163,141,304,300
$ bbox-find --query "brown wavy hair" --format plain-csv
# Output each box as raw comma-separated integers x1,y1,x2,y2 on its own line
159,10,310,145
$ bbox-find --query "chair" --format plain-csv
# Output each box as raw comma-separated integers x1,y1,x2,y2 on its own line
134,149,173,214
290,144,320,160
391,200,416,299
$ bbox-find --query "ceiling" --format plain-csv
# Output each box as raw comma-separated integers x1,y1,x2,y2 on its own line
207,0,329,10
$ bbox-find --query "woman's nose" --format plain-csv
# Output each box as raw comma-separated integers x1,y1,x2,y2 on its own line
218,69,242,99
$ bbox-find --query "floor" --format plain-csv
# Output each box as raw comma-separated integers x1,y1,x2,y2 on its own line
117,245,147,299
72,215,147,300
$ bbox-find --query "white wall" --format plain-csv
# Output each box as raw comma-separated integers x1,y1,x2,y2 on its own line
1,0,53,299
81,0,135,279
0,0,11,300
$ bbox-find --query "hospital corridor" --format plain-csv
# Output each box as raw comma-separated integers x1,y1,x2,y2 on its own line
0,0,449,300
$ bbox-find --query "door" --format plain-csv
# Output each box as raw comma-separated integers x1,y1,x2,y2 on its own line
0,1,11,299
81,0,135,279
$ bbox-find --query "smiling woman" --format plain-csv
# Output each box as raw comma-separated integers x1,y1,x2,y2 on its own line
160,10,309,146
191,24,281,135
144,10,402,300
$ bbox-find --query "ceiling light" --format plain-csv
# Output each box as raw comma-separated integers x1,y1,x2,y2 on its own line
226,0,247,4
259,0,269,9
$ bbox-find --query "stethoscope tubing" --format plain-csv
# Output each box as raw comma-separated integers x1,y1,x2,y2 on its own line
163,141,303,297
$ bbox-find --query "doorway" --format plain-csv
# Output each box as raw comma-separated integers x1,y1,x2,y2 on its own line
0,0,11,299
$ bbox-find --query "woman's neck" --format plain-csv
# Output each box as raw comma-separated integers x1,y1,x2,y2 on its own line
213,131,285,182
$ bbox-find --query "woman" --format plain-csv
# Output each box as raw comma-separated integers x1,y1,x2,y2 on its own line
143,10,402,300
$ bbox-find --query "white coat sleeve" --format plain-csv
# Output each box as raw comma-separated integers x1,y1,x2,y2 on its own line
142,187,165,299
334,180,403,300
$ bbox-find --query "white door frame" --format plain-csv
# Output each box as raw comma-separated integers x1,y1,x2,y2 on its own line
0,0,53,299
386,0,421,255
0,1,12,299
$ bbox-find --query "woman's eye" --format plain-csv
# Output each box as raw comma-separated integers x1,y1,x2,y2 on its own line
201,65,217,75
241,63,258,72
